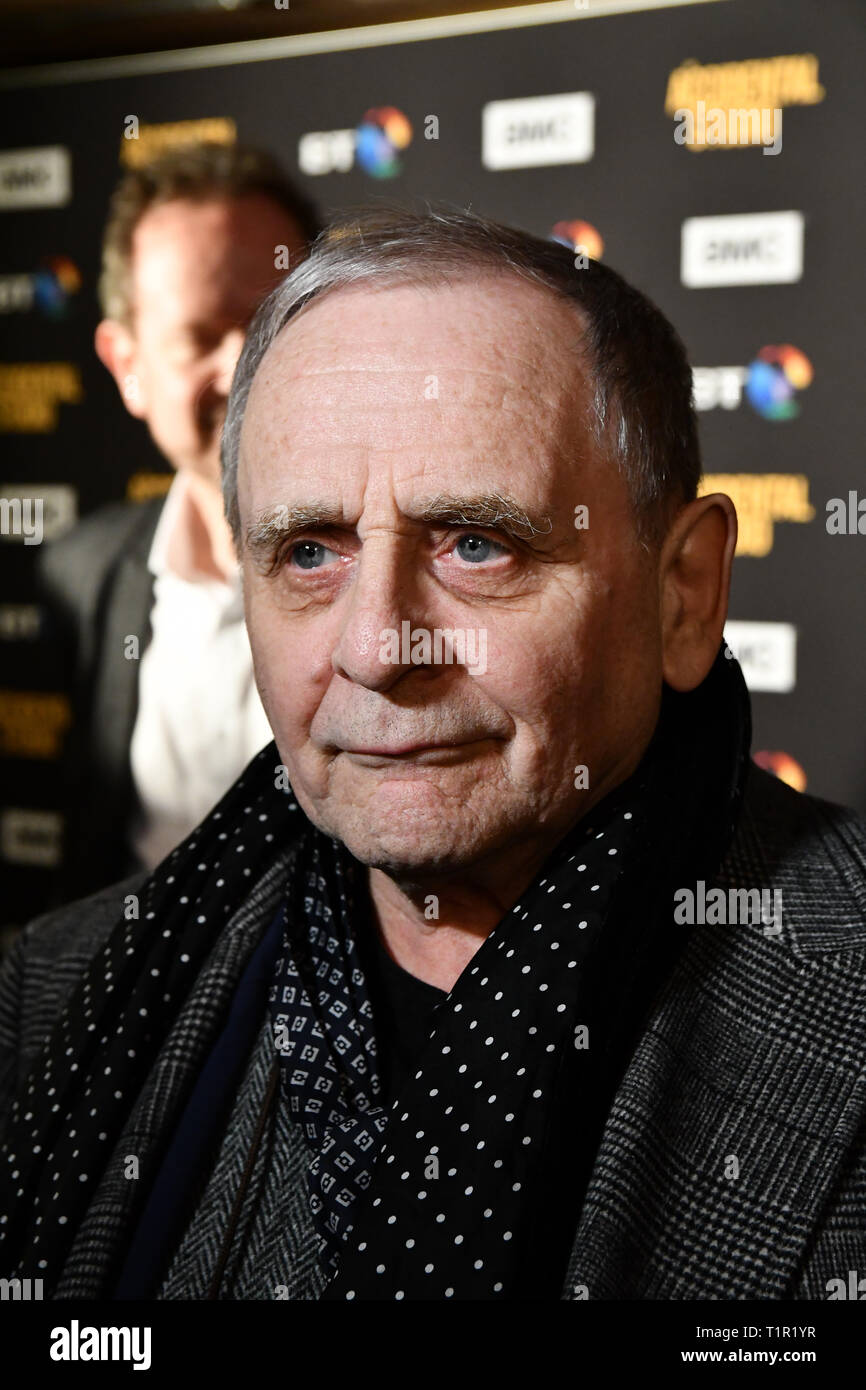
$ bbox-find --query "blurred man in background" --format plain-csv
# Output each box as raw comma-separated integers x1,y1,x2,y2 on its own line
38,141,321,902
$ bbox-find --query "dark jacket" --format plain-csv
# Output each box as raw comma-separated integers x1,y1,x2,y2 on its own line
1,765,865,1299
36,496,164,902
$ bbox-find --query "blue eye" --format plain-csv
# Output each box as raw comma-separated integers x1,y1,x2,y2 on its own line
455,534,502,563
290,541,333,570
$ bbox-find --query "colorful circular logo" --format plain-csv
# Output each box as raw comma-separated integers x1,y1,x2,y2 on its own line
745,344,813,421
31,255,82,318
355,107,413,178
753,750,807,793
550,220,604,260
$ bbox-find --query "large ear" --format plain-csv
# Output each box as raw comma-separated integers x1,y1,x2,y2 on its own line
94,319,147,419
660,492,737,692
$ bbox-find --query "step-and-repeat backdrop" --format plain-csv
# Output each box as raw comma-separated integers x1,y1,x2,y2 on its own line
0,0,863,928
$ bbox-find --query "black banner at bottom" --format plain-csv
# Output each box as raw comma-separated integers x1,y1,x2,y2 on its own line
0,1295,859,1376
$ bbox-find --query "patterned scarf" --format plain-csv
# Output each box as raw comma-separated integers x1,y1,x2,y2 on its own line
267,647,751,1299
0,647,750,1298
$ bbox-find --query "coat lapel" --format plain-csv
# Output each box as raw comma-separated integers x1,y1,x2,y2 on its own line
54,849,292,1298
562,782,866,1300
90,500,160,807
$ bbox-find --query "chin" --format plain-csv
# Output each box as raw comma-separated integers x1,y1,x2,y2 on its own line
294,786,475,874
340,826,478,879
335,795,515,879
288,756,519,872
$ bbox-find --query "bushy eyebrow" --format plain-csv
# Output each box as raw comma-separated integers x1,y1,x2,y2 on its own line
244,492,553,565
418,494,553,540
245,504,344,560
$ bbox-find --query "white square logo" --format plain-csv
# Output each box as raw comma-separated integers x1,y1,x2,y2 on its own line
0,147,71,210
682,211,804,288
482,93,595,170
724,621,797,693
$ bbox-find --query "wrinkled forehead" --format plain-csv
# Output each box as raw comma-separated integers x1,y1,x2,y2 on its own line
238,275,598,493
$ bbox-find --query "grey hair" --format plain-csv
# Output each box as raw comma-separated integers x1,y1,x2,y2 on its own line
221,202,700,549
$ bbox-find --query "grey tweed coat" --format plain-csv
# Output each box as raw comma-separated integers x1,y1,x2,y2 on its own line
1,764,865,1300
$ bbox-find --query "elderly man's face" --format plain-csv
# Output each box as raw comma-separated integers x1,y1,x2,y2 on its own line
239,275,664,881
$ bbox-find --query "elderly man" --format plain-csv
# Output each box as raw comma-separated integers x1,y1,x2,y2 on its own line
1,209,865,1303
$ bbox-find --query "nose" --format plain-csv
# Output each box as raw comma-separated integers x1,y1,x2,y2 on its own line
330,533,425,693
212,326,247,397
